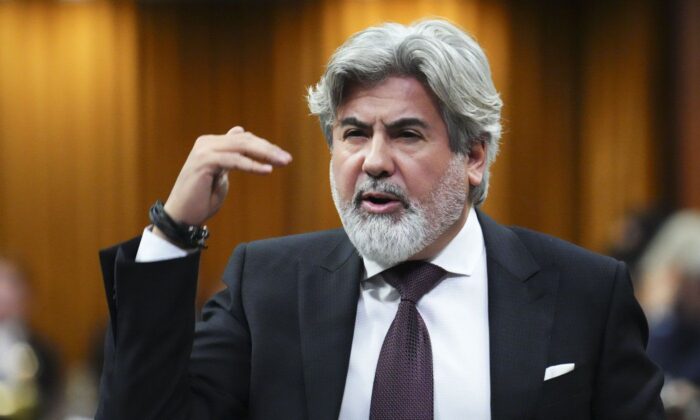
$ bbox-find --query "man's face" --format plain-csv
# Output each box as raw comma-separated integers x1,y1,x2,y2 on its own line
329,76,485,265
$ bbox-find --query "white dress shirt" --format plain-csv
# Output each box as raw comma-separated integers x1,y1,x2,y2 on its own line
136,207,490,419
338,207,491,419
135,226,189,262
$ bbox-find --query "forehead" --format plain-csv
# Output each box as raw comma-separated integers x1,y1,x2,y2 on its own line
336,76,443,123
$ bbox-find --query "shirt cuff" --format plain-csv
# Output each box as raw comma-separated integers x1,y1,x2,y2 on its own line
135,227,191,262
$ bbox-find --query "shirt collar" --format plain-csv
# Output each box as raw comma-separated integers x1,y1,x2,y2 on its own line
362,206,485,279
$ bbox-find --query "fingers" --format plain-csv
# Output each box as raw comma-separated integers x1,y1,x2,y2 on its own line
215,152,274,174
227,126,244,135
199,128,292,168
222,131,291,166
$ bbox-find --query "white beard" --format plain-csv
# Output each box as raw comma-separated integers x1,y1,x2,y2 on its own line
330,155,469,266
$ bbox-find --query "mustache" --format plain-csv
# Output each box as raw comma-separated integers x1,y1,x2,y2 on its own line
352,179,410,209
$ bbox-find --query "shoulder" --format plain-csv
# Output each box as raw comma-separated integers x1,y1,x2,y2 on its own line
509,225,620,275
220,229,354,304
504,225,630,314
477,210,622,280
477,209,627,307
227,228,351,272
243,228,348,259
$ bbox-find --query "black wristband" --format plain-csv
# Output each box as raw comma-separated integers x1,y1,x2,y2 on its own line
148,201,209,249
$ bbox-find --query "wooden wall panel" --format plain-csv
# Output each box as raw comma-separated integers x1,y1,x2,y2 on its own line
499,0,580,242
676,0,700,209
271,1,335,236
579,0,660,251
0,1,139,364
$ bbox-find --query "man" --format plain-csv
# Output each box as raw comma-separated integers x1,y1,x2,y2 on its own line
96,19,664,419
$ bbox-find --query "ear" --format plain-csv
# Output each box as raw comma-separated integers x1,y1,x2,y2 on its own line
465,139,488,187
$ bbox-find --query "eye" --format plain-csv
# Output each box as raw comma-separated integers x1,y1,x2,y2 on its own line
397,130,423,141
343,129,367,140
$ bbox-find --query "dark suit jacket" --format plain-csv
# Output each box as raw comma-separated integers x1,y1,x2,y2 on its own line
96,211,664,419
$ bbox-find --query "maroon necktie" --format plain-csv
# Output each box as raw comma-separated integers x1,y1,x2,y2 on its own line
370,261,447,420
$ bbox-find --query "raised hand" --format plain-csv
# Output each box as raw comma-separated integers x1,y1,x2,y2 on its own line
161,126,292,228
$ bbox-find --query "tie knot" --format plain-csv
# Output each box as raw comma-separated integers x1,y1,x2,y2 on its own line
382,261,446,303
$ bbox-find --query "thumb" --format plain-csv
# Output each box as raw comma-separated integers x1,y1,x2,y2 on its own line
212,171,229,202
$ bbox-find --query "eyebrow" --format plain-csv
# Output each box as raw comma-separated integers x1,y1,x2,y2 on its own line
385,118,429,131
338,117,429,130
338,117,371,130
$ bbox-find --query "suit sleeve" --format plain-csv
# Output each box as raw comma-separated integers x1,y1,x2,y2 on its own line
592,261,665,419
95,236,251,419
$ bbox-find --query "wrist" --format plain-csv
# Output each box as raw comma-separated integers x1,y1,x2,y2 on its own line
162,201,188,225
148,201,210,249
150,225,174,243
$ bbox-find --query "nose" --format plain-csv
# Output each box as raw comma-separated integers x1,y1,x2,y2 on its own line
362,134,395,178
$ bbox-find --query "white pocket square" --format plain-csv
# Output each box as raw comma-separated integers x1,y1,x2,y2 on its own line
543,363,575,381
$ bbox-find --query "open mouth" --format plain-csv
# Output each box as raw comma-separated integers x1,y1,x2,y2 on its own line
359,192,405,213
365,193,394,204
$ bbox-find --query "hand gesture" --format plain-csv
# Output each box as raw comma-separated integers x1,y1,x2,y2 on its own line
161,126,292,227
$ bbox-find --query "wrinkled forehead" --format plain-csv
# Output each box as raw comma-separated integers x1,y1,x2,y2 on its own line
335,75,443,121
337,72,433,105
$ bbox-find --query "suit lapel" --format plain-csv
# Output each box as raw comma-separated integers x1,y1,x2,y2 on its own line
298,234,362,420
478,211,559,420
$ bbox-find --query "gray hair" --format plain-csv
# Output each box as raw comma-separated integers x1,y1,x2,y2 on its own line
307,19,503,205
640,211,700,280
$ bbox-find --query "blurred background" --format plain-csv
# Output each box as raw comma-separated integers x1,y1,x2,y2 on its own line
0,0,698,418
